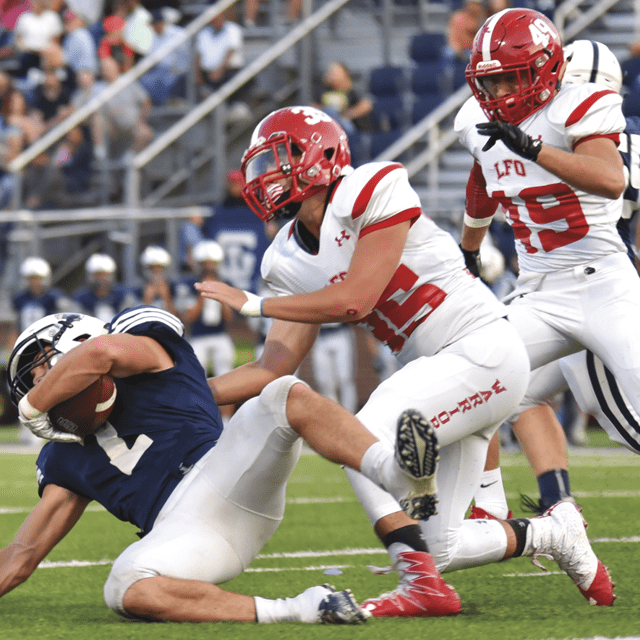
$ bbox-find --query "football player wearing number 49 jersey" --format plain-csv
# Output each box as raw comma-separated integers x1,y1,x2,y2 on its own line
470,38,640,521
196,105,614,614
457,9,640,521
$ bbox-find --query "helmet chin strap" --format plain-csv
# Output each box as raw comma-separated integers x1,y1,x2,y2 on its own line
272,190,302,219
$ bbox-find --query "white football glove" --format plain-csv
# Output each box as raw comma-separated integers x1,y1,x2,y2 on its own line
18,395,82,444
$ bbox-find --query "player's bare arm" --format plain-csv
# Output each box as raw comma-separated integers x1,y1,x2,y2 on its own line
536,136,625,199
209,320,320,405
197,220,411,323
0,484,89,597
27,334,174,413
460,224,490,253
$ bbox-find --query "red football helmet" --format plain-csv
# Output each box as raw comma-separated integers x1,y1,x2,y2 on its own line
466,8,564,124
241,106,351,221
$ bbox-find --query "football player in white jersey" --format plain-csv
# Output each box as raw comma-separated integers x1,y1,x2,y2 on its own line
471,39,640,520
457,10,640,522
195,105,614,613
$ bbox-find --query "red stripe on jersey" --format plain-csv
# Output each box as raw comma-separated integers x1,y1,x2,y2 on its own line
352,163,404,219
359,207,422,238
287,220,296,238
565,90,616,128
466,161,498,220
573,133,620,150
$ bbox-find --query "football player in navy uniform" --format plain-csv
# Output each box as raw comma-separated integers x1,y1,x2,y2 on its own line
10,257,73,342
138,246,179,316
73,253,138,324
179,240,236,380
178,240,237,423
0,307,448,624
9,256,73,445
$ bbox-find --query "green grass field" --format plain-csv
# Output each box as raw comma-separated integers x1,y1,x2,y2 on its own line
1,427,639,640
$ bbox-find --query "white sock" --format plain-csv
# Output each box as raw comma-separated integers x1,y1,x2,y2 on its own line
474,468,510,519
387,541,414,565
254,585,329,623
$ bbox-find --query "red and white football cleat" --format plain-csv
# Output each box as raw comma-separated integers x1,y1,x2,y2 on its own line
361,551,462,617
529,502,615,606
469,505,513,520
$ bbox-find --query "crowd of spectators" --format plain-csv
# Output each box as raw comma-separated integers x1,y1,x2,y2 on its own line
0,1,255,210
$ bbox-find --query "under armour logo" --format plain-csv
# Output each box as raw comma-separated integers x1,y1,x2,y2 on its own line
335,230,350,246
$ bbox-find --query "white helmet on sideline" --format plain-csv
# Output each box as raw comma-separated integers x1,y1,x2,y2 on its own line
193,240,224,263
20,256,51,279
86,253,117,275
140,245,171,267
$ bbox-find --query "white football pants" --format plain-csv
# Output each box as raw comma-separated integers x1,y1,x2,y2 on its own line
103,376,303,616
311,325,358,413
507,252,640,429
344,318,530,572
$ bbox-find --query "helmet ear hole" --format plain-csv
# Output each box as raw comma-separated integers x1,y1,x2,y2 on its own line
324,148,335,161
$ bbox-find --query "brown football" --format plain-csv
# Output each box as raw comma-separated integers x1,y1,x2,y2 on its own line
49,374,117,438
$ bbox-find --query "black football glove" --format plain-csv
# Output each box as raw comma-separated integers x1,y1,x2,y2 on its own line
476,120,542,161
459,244,481,278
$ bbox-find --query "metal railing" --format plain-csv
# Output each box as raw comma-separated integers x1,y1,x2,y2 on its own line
124,0,352,208
0,205,207,291
555,0,624,41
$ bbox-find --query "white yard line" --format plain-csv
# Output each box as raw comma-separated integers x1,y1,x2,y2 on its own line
32,536,639,571
4,492,640,515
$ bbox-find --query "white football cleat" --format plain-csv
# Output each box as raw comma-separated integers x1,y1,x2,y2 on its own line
528,502,615,606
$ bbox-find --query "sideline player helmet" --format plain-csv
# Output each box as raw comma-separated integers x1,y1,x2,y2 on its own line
563,40,622,94
241,106,351,221
86,253,117,284
480,243,506,284
20,256,51,279
140,245,171,267
466,8,564,124
193,240,224,263
8,313,109,405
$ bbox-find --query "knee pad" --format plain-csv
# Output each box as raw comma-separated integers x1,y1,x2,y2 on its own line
103,546,158,617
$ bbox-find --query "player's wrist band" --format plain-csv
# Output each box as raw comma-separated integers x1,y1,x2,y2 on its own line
240,291,265,317
18,395,45,419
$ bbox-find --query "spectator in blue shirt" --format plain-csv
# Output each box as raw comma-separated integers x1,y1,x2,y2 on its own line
62,8,98,76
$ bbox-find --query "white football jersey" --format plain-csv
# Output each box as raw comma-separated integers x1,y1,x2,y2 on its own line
261,162,505,358
455,83,627,273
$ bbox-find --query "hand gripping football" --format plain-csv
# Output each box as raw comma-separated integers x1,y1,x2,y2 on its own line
49,374,117,438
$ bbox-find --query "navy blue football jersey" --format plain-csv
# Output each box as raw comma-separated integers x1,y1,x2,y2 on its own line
36,306,223,536
618,116,640,263
12,288,72,332
176,276,228,338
